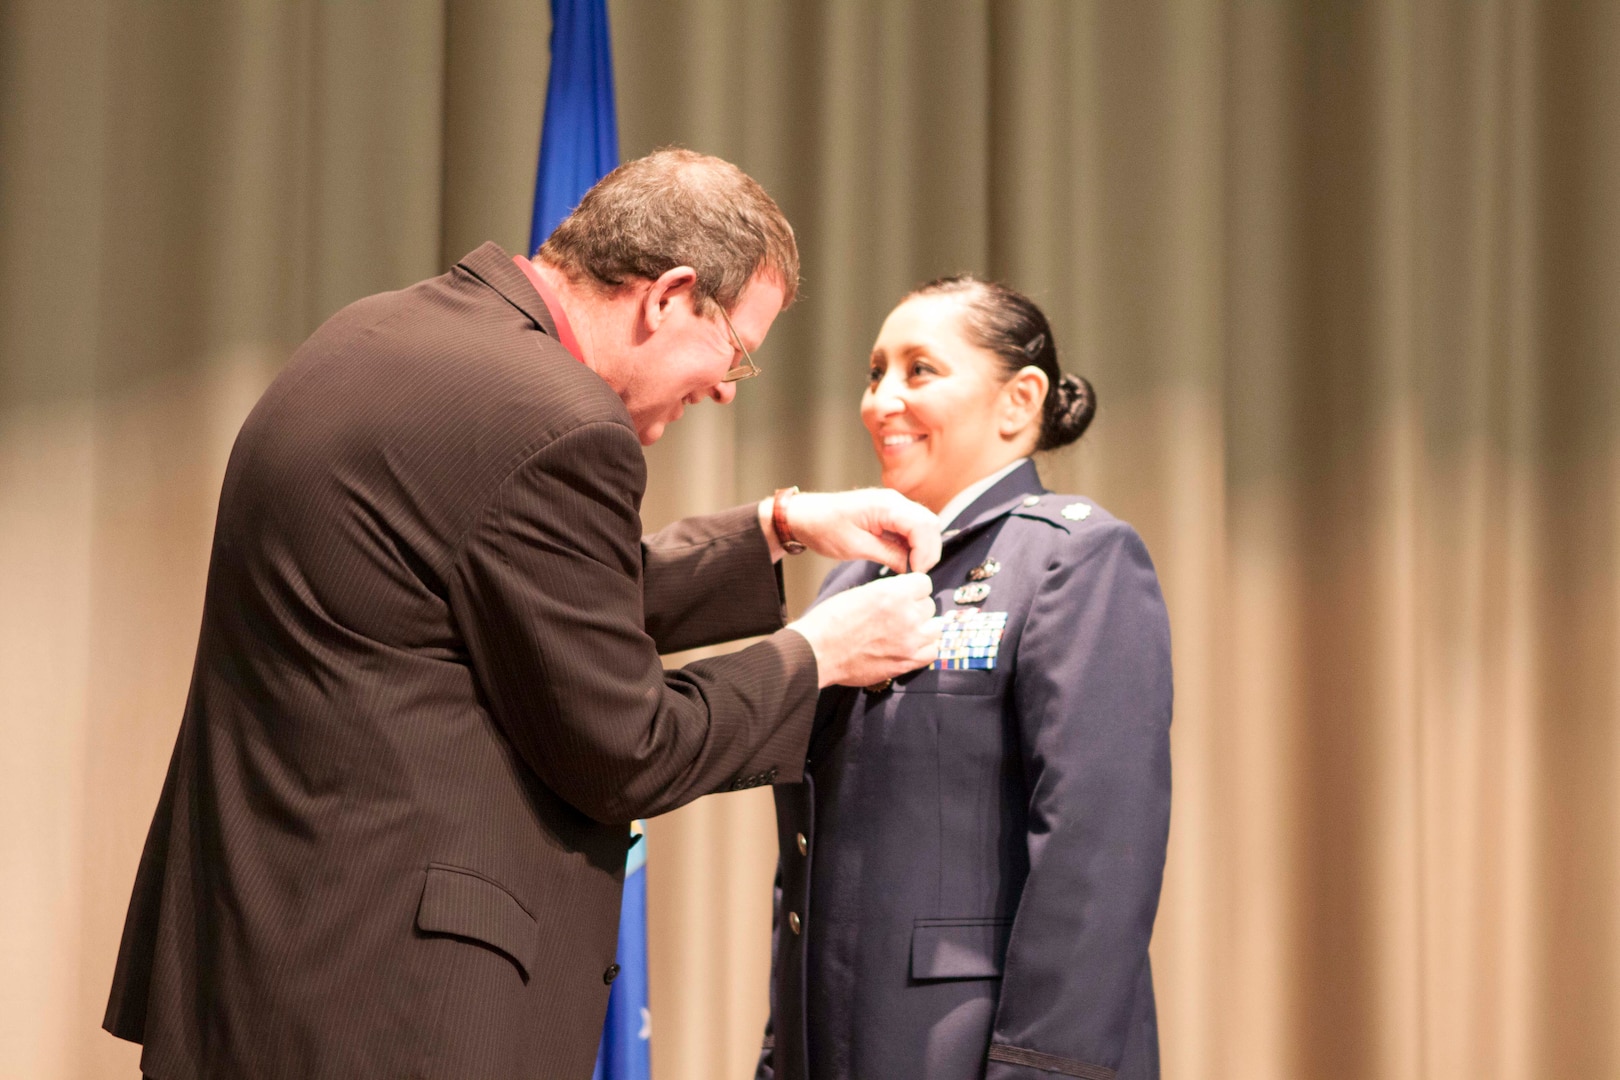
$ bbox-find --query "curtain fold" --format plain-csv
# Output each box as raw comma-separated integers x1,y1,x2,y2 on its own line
1,3,1615,1078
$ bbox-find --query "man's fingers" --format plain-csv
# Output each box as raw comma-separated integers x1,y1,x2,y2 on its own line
838,529,911,573
875,498,940,572
905,525,941,573
886,572,934,600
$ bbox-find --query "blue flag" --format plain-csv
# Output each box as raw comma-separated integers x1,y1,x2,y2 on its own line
593,829,650,1080
530,0,620,255
530,5,645,1078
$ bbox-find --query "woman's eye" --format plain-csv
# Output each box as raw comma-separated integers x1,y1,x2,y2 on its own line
911,361,936,378
867,367,883,384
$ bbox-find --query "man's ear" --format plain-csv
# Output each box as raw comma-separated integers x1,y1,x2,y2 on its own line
1000,366,1050,440
641,265,700,332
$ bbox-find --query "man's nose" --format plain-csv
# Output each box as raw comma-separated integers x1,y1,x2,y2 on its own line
710,381,738,405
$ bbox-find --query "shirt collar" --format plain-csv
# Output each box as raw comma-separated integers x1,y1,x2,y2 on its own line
511,255,585,363
937,458,1030,530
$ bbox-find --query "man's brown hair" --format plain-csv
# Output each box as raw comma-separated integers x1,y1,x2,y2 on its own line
537,147,799,313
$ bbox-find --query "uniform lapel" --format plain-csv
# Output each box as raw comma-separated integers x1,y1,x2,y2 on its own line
938,459,1047,558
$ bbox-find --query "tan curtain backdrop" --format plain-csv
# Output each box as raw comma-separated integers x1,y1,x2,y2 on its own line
2,3,1616,1079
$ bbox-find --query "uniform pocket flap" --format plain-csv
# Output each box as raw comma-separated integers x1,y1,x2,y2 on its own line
895,668,1001,696
416,863,537,980
910,918,1013,980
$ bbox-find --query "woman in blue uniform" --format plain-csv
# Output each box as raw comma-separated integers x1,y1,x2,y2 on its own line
759,278,1172,1080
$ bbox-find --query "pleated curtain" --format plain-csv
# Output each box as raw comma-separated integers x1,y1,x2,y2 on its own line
1,3,1615,1079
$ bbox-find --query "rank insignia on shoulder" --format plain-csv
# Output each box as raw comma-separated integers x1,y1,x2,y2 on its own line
932,608,1009,670
953,581,991,605
967,557,1000,582
1061,502,1092,521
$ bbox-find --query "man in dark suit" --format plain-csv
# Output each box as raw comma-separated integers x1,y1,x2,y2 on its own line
104,149,942,1080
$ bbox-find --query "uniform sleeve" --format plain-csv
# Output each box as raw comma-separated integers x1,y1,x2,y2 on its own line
988,521,1172,1080
447,421,819,824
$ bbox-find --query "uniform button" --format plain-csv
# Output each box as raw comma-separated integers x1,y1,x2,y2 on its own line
604,963,620,984
796,832,808,856
788,912,802,935
864,678,892,694
1022,495,1041,506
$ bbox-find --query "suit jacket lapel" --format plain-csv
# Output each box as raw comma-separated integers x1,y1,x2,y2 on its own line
455,242,564,342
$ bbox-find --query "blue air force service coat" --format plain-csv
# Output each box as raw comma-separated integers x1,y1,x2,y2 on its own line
758,462,1173,1080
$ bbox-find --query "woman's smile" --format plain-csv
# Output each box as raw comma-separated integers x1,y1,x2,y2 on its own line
878,431,927,452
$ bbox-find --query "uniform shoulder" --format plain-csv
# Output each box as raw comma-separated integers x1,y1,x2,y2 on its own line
1009,492,1116,531
1008,492,1146,551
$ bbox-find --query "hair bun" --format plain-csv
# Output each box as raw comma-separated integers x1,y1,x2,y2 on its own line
1039,373,1096,450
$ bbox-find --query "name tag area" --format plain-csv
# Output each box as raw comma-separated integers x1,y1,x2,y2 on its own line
931,609,1008,671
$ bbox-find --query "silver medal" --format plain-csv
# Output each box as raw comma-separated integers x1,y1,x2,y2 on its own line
953,581,991,605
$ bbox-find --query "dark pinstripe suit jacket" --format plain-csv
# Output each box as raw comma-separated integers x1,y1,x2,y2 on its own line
104,243,819,1080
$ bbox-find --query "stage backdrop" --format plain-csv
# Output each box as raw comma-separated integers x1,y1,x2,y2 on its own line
2,3,1616,1079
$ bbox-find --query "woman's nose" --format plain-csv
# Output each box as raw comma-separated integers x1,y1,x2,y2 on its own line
870,382,906,415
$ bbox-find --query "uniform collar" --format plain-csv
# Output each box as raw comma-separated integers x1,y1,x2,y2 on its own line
453,242,566,344
938,458,1047,551
937,457,1029,530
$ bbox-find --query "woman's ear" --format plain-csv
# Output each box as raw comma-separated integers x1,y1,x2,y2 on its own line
641,265,699,332
1000,365,1050,441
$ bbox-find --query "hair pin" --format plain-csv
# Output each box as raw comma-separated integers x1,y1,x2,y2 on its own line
1022,333,1046,356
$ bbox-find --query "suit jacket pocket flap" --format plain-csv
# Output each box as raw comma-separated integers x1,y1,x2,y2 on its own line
417,864,537,980
910,918,1013,980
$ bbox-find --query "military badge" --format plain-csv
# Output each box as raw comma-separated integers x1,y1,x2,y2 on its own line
967,557,1000,582
932,608,1009,670
953,581,991,605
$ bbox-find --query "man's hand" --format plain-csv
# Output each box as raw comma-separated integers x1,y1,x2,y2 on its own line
758,488,942,573
786,573,941,688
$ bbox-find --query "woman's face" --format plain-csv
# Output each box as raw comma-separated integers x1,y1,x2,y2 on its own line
861,293,1035,514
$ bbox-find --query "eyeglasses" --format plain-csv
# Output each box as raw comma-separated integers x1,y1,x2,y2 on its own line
718,305,761,382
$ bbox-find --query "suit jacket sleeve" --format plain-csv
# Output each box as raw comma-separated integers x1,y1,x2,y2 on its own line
447,420,819,824
641,503,788,655
988,521,1173,1080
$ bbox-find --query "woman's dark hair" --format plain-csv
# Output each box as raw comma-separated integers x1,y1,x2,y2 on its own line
909,276,1095,451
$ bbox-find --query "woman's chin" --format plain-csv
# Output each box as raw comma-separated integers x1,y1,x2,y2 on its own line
878,468,931,507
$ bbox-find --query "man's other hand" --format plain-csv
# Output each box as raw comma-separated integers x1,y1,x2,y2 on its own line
786,573,942,688
764,488,942,573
